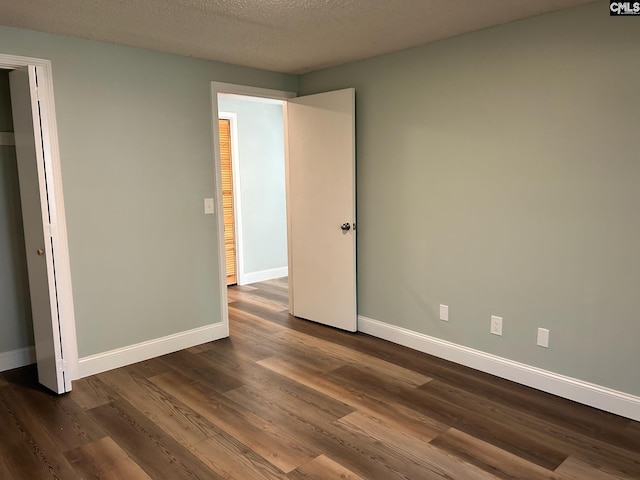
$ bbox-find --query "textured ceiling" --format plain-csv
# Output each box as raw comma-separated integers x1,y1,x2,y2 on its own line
0,0,596,74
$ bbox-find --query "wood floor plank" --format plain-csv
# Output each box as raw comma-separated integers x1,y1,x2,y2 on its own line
417,361,639,456
88,399,220,480
249,283,290,304
257,356,448,443
270,328,431,387
420,379,640,476
198,350,355,422
160,348,245,393
0,385,81,479
223,374,446,480
190,434,288,480
150,370,318,473
0,372,8,387
322,361,569,470
227,289,288,312
65,436,152,479
68,374,121,410
337,411,498,480
555,453,640,480
2,380,107,452
229,305,288,335
431,428,562,480
227,309,348,373
555,456,628,479
228,298,295,327
288,455,366,480
0,455,13,479
98,368,220,447
121,356,172,378
225,381,353,427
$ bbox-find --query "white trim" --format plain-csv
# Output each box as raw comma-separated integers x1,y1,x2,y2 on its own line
218,112,246,285
243,266,288,285
283,101,294,313
210,82,295,333
0,346,36,372
219,93,285,106
0,132,15,145
358,315,640,422
76,323,227,378
0,54,78,389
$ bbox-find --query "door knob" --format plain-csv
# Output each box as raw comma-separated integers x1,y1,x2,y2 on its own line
340,223,351,232
37,248,45,256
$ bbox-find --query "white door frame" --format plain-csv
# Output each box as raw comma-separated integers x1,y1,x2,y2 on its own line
218,111,245,285
211,82,295,332
0,53,78,383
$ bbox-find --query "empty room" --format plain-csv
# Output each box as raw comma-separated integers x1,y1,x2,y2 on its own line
0,0,639,478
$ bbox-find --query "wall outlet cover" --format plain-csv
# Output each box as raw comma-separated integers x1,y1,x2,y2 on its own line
490,315,503,336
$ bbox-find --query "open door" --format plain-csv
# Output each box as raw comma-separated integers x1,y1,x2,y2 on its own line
10,66,68,393
287,88,357,331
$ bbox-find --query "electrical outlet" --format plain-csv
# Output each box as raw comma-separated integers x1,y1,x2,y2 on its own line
439,304,449,321
537,328,549,348
490,315,503,336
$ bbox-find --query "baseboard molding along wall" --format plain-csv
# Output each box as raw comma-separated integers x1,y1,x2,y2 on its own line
358,315,640,422
241,266,288,285
77,322,227,379
0,346,36,372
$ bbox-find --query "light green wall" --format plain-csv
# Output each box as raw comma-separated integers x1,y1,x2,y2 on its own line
299,1,640,395
0,26,296,357
0,70,34,354
218,97,287,276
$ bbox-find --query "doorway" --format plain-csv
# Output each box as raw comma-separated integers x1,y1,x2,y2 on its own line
211,82,357,337
217,95,289,317
0,54,77,393
218,95,288,288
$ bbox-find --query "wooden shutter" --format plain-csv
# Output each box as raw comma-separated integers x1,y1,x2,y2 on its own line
219,119,237,285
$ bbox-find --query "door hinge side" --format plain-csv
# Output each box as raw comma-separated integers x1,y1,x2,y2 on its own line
45,224,56,238
56,358,68,372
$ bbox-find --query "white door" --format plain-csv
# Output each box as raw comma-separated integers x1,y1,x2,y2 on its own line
287,88,357,331
10,66,68,394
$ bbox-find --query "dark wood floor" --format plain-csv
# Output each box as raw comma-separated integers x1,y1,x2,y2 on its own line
1,278,639,479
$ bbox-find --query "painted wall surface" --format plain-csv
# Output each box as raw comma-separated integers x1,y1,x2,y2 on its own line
218,97,287,277
0,70,34,354
0,26,296,357
299,1,640,395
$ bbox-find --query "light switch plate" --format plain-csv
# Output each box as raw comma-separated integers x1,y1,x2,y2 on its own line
537,328,549,348
439,304,449,321
204,198,215,214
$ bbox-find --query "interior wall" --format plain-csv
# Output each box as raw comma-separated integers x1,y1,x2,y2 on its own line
0,26,296,358
0,69,34,356
299,1,640,396
218,96,287,280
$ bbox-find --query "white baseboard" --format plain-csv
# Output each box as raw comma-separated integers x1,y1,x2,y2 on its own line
358,315,640,422
241,266,288,285
0,346,36,372
76,323,228,379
